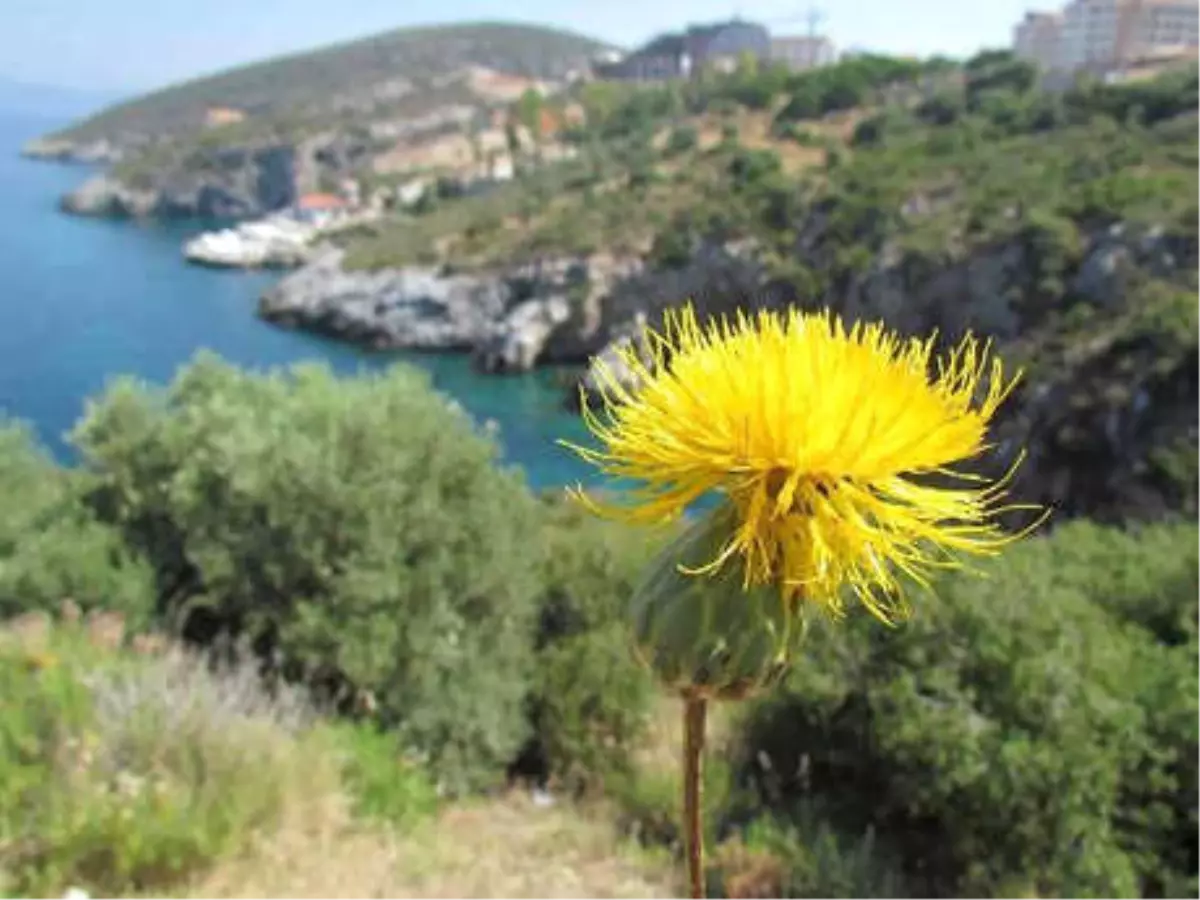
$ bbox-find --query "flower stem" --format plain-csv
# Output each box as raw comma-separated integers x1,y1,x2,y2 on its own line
683,690,708,899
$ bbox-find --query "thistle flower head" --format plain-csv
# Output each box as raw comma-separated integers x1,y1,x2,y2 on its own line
564,303,1044,622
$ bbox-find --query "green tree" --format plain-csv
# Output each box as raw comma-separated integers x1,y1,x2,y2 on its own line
515,87,544,144
0,422,153,626
70,354,542,794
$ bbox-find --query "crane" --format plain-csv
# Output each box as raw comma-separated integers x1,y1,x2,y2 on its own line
763,5,825,38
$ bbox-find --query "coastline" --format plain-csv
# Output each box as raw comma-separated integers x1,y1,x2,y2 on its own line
0,122,597,491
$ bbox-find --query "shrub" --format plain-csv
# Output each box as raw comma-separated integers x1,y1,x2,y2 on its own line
0,623,338,897
964,50,1037,111
710,813,908,899
728,148,782,189
0,423,154,628
733,520,1199,898
323,721,439,827
665,125,699,156
648,227,696,270
915,91,964,126
852,109,916,147
70,355,542,794
521,498,662,793
1018,207,1084,298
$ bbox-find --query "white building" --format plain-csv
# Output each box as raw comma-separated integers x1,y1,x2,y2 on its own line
1014,11,1065,69
1018,0,1199,72
769,35,837,71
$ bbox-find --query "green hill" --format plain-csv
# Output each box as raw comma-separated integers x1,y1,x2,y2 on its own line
50,21,615,144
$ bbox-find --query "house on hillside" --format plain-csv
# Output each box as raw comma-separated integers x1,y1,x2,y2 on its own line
596,19,771,81
204,106,247,128
293,192,350,225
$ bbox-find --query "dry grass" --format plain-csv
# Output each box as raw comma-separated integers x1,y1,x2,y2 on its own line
693,106,866,175
190,791,678,899
191,693,710,899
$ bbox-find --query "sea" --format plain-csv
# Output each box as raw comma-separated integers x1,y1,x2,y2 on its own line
0,111,597,491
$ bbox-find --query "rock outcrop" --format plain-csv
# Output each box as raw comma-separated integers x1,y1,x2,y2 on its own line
59,175,158,218
60,143,300,220
568,218,1198,525
255,241,767,372
259,250,509,350
21,137,123,165
474,297,572,373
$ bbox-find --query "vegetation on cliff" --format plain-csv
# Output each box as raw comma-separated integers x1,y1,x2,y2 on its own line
334,55,1198,523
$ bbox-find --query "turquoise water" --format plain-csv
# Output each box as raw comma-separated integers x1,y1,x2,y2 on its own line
0,112,595,490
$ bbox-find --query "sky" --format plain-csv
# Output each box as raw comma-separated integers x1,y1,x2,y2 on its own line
4,0,1051,96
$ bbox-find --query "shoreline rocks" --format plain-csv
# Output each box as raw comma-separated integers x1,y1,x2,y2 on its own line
259,250,510,351
255,242,769,378
60,175,158,218
21,137,123,165
58,143,301,221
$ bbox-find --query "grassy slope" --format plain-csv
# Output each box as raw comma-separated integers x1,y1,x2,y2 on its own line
0,612,679,899
54,22,614,144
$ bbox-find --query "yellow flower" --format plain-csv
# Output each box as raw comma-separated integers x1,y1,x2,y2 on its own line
564,302,1045,622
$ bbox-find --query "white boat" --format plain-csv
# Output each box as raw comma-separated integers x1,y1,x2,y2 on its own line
183,216,317,269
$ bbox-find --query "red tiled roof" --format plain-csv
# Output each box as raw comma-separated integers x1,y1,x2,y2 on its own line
296,192,347,210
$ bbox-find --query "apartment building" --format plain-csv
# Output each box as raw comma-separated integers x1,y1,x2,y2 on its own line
769,35,837,71
1014,11,1065,69
1132,0,1200,54
1015,0,1198,72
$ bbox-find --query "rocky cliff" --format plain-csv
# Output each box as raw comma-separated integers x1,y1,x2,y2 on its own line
60,143,300,220
255,242,766,369
571,218,1199,525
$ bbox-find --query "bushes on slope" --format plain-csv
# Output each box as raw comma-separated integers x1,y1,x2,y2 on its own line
519,496,663,793
0,422,153,627
68,354,543,795
731,519,1199,897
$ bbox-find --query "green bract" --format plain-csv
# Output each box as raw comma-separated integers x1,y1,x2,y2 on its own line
629,503,799,700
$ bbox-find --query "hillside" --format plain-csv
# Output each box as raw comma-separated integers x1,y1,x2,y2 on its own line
264,53,1199,526
28,22,613,157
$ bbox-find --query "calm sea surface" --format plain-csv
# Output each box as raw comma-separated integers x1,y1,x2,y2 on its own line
0,111,595,490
